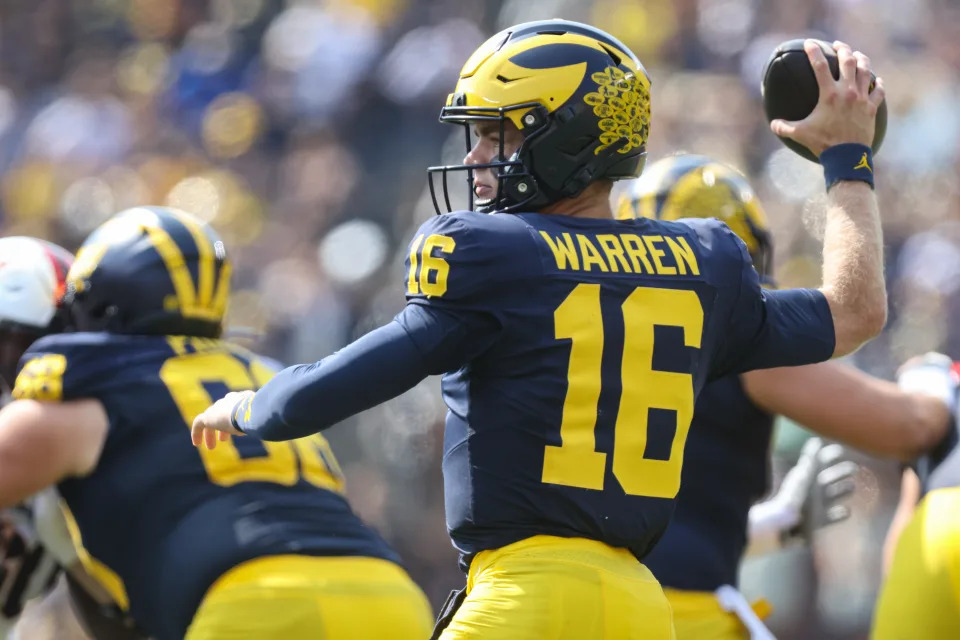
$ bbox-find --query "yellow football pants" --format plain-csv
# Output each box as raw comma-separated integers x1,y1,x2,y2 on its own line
872,487,960,640
185,554,433,640
440,535,676,640
664,588,772,640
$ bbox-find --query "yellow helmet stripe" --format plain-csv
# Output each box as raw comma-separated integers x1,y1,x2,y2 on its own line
659,166,760,254
454,31,650,129
211,260,232,318
139,222,197,313
166,208,215,309
635,190,657,220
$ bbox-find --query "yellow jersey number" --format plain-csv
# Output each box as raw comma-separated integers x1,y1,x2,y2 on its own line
407,233,454,297
159,351,345,492
542,284,703,499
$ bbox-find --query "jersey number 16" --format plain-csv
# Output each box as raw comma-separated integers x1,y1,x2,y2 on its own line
544,284,703,499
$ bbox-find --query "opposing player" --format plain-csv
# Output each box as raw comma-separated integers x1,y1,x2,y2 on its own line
0,236,93,640
194,22,886,638
0,207,433,640
871,356,960,639
619,154,954,639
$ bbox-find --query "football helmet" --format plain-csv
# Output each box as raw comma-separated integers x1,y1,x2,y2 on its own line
0,237,73,391
62,206,230,338
617,154,774,277
428,19,651,214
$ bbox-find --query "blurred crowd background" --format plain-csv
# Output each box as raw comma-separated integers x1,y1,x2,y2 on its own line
1,0,956,637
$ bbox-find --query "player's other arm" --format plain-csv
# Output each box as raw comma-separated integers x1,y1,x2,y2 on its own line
194,304,494,444
742,362,950,461
771,41,887,356
0,400,107,509
192,214,504,445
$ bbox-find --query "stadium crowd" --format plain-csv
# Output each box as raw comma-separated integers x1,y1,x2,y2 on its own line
0,0,956,637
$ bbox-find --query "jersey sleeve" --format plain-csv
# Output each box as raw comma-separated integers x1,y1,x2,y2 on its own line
234,215,511,441
710,227,836,379
12,336,117,402
403,212,507,356
404,213,513,306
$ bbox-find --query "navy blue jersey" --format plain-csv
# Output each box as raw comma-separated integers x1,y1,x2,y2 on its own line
233,209,834,571
643,375,774,590
403,211,834,567
13,333,399,640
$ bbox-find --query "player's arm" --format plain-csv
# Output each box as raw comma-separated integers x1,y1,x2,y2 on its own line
816,180,885,357
194,303,497,444
772,41,887,357
192,214,504,445
0,400,107,509
882,468,920,576
742,362,950,461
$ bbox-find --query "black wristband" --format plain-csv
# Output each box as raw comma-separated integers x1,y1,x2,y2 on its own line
820,143,874,190
230,398,247,434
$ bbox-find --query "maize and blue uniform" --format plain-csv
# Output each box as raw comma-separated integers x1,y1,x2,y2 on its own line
12,333,432,640
643,376,774,639
234,211,836,639
872,405,960,639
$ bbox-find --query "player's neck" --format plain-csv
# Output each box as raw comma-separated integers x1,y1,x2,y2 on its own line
538,183,614,219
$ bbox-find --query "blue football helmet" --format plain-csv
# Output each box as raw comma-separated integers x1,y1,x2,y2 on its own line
61,206,230,338
617,154,773,278
428,19,651,214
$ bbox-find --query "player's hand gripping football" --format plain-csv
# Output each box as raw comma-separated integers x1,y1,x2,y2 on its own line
191,390,252,449
770,39,885,158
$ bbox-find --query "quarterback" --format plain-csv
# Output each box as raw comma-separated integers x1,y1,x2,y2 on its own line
195,22,887,639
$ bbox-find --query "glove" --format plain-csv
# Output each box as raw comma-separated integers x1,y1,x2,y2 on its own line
30,488,78,567
748,437,858,550
897,352,960,491
794,441,858,539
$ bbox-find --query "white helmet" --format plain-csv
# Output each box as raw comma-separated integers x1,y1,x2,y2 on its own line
0,236,73,331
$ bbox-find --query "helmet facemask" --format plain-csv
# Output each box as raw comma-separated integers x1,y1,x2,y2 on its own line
427,102,548,214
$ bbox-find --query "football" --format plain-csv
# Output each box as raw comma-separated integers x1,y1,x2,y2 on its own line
761,38,887,162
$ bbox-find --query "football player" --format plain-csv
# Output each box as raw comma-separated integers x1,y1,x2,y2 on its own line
871,356,960,639
193,22,886,639
0,235,135,640
619,154,955,639
0,207,433,640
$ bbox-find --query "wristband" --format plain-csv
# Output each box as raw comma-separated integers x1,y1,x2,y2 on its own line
231,396,250,433
820,143,874,191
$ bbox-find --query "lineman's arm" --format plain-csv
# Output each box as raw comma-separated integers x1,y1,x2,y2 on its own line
0,400,107,509
742,362,950,461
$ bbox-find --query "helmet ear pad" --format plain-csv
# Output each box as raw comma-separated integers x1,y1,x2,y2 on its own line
513,104,647,207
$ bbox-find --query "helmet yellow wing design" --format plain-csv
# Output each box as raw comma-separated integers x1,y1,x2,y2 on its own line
428,19,652,214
